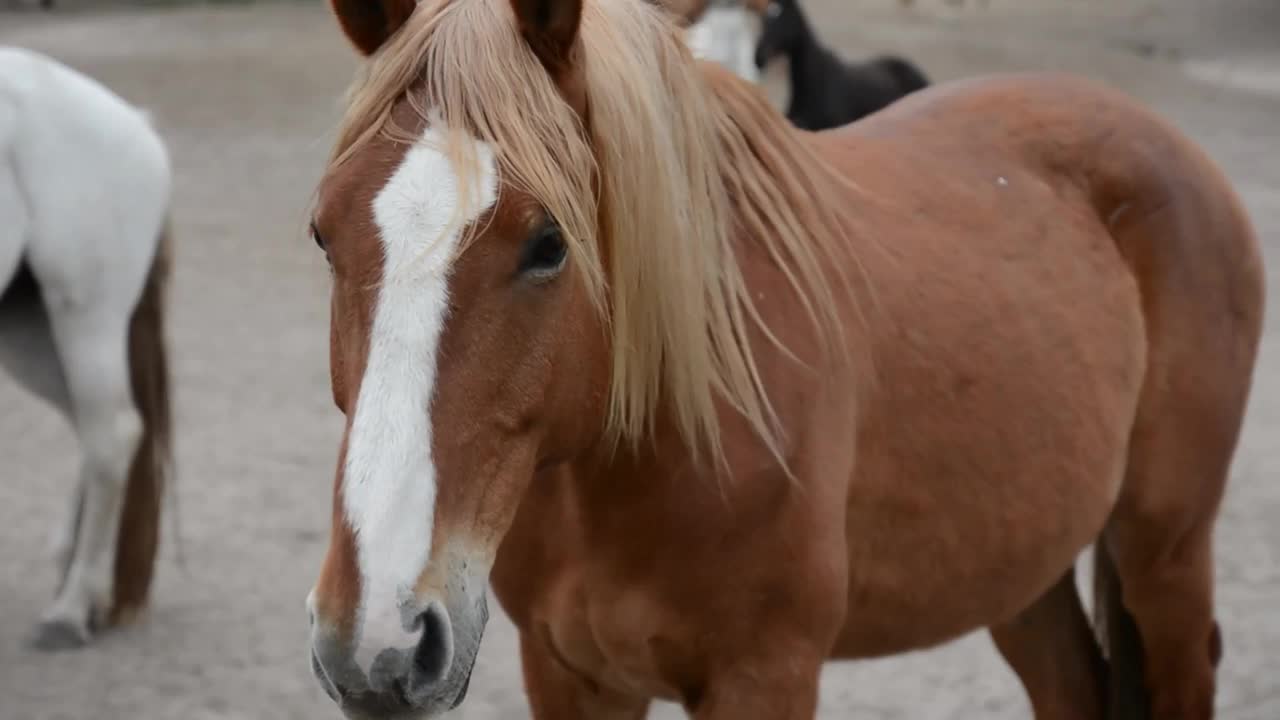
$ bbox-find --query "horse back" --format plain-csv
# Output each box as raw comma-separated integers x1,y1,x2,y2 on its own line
829,71,1262,313
819,73,1263,456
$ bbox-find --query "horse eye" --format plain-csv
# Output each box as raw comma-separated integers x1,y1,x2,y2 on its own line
518,222,567,280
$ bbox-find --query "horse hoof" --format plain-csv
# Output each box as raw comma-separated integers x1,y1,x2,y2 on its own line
29,619,91,651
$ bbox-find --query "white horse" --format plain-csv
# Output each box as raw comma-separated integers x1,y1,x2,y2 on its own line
685,0,761,83
0,46,173,650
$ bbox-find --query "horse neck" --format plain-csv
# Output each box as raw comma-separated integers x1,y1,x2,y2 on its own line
566,412,749,536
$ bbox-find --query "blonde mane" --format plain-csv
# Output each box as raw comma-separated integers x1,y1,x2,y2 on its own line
329,0,856,467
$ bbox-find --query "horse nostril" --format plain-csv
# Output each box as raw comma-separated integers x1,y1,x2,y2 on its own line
412,603,452,685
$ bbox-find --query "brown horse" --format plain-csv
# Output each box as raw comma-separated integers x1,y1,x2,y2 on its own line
305,0,1264,718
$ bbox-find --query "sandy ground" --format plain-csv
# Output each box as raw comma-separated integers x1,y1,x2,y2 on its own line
0,0,1277,718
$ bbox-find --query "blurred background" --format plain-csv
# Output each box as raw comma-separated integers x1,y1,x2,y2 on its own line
1,0,1277,718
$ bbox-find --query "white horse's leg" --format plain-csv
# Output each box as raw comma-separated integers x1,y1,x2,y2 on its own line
0,280,72,413
49,481,85,586
30,301,140,649
1,143,99,639
0,269,83,579
0,322,82,587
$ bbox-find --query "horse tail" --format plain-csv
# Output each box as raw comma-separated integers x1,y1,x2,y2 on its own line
109,216,173,624
878,56,930,94
1093,542,1150,718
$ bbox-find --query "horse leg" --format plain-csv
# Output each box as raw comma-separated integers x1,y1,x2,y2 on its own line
1101,375,1246,718
1095,102,1261,718
30,302,140,650
989,568,1106,720
519,635,651,720
0,270,72,411
0,263,84,583
1104,502,1223,720
0,162,87,597
50,481,86,588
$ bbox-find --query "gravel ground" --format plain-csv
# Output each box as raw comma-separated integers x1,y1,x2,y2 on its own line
1,1,1277,718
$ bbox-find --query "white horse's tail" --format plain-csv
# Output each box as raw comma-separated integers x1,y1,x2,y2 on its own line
109,216,173,625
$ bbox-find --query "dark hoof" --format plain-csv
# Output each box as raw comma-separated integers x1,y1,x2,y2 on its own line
29,620,90,651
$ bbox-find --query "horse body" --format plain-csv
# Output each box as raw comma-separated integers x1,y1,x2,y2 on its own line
0,46,172,648
755,0,930,130
306,1,1262,718
791,50,929,131
487,73,1261,718
685,1,760,83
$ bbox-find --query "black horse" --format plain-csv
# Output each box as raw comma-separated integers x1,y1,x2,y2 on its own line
754,0,929,131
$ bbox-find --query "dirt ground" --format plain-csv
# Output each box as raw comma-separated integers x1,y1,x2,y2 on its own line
0,0,1277,718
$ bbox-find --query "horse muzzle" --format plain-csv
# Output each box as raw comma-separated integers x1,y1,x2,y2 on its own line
308,592,488,719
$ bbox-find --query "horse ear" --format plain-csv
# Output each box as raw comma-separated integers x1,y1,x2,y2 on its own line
510,0,583,73
330,0,418,56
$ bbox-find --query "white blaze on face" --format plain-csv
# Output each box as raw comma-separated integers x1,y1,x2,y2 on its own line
340,124,498,668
